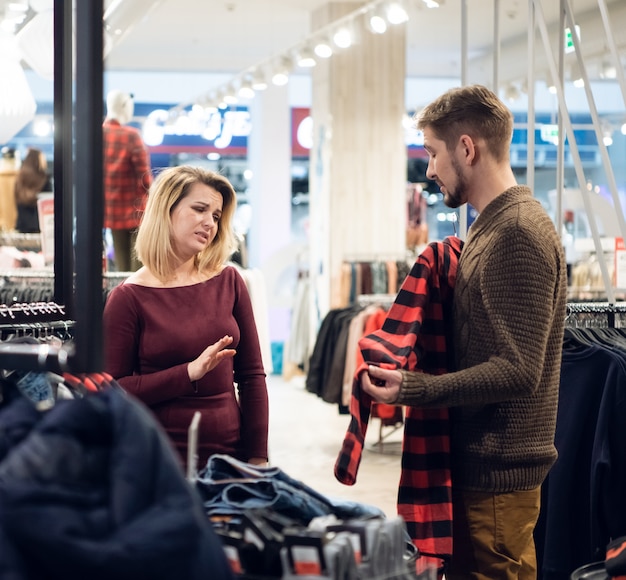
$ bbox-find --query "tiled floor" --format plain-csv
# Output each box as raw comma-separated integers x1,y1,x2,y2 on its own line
266,373,403,518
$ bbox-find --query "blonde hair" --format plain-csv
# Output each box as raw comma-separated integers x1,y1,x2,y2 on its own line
414,84,513,162
135,165,238,281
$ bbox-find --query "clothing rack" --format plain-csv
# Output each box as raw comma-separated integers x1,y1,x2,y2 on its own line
565,301,626,328
0,317,75,342
0,270,54,279
0,0,104,374
0,233,42,252
357,293,397,307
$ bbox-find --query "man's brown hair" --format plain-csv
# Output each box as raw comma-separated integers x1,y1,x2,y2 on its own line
414,84,514,162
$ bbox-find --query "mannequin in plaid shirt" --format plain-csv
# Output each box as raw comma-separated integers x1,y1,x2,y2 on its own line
103,89,153,272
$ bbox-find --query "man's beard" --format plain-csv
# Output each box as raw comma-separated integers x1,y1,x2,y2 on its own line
442,156,468,209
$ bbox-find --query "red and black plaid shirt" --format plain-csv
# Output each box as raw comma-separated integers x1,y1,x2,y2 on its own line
102,119,152,230
334,236,463,570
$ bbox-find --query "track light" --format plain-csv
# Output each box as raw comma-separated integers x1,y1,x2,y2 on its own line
181,0,422,119
237,78,255,100
216,89,228,109
222,83,238,105
272,57,292,86
387,2,408,24
367,11,387,34
570,64,584,88
600,60,617,80
272,70,289,86
251,69,268,91
332,26,352,49
203,97,219,113
296,46,317,68
313,38,333,58
504,83,521,102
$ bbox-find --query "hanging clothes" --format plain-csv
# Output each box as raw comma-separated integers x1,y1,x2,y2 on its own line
535,320,626,580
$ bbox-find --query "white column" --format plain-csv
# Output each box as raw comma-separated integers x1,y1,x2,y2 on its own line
247,83,293,344
309,3,407,315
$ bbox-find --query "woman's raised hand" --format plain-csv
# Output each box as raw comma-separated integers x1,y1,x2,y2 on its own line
187,335,236,382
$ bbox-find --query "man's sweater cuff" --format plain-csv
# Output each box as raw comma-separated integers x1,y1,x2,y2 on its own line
396,370,425,405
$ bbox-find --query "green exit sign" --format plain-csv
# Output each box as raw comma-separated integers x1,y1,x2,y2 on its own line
565,25,581,54
541,124,560,145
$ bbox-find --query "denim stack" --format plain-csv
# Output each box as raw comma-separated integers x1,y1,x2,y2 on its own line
196,454,386,524
196,454,423,579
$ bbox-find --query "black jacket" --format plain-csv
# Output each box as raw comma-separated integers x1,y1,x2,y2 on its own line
0,383,233,580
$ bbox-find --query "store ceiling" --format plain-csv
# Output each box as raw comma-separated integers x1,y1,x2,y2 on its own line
99,0,626,85
1,0,625,92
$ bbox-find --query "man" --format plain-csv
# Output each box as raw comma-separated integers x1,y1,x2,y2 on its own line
103,89,152,272
361,84,567,579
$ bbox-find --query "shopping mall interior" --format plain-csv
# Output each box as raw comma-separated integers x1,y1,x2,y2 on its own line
1,1,626,579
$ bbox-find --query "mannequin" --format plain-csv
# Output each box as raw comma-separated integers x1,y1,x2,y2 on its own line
107,89,133,125
102,89,152,272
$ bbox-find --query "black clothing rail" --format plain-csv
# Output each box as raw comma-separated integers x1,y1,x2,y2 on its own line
565,301,626,328
0,0,104,373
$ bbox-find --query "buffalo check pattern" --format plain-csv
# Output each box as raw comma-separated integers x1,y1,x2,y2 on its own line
334,236,463,571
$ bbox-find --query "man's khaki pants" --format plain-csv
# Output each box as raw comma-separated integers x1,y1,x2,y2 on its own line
446,486,541,580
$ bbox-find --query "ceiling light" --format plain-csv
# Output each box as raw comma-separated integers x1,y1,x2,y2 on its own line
367,12,387,34
387,3,409,24
504,83,521,102
251,69,268,91
271,57,292,86
237,78,255,100
333,26,352,49
568,63,585,88
600,60,617,80
33,116,52,137
272,71,289,86
422,0,441,8
296,47,317,68
222,84,238,105
314,38,333,58
542,73,557,94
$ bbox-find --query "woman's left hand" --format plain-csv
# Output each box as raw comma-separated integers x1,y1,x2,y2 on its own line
187,335,236,382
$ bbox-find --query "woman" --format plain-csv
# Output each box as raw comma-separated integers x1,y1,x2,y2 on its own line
14,148,48,233
103,165,269,472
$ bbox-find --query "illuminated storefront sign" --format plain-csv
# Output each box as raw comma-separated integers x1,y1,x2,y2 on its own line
142,107,252,149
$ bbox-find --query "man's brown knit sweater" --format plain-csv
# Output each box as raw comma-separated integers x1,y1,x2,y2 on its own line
398,186,567,492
